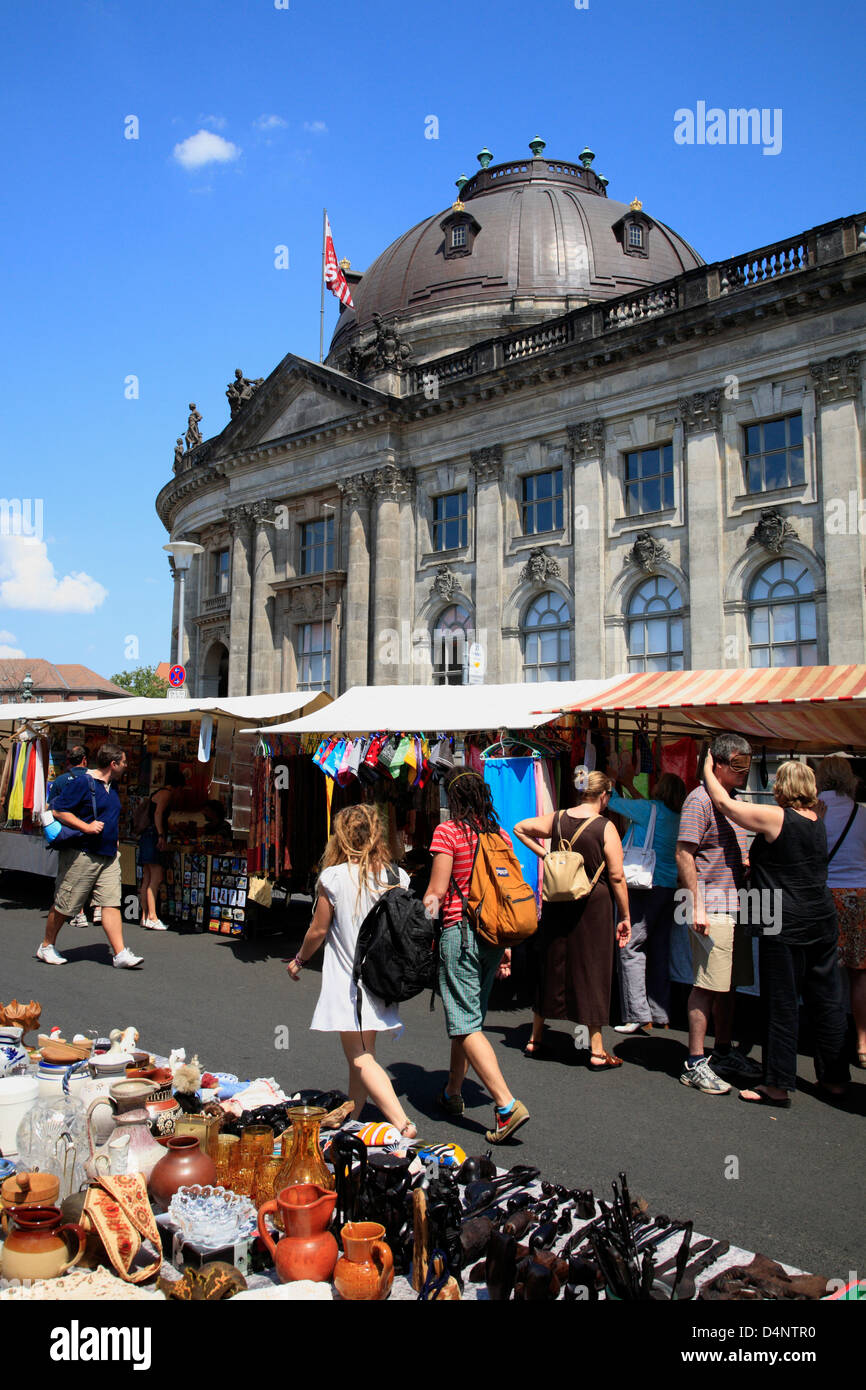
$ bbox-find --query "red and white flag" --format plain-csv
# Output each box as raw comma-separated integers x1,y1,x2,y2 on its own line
323,213,354,308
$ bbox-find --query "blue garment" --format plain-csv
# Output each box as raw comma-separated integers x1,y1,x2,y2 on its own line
608,792,680,889
51,773,121,858
483,757,538,893
48,766,87,801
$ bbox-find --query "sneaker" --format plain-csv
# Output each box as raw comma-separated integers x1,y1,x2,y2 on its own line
614,1022,650,1034
36,942,68,965
92,908,102,924
112,948,143,969
69,911,89,928
142,919,168,932
679,1057,731,1094
710,1048,763,1081
485,1098,530,1144
437,1088,465,1117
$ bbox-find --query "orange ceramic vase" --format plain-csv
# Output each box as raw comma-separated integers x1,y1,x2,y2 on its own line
257,1183,338,1283
333,1221,394,1301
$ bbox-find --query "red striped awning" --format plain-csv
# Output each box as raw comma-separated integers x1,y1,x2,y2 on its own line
538,666,866,750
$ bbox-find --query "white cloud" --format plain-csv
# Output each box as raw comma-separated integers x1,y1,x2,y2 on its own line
0,628,25,658
255,114,288,131
199,114,228,130
0,536,108,613
173,130,240,170
303,120,328,134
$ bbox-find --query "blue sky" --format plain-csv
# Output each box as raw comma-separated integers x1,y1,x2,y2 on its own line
1,0,863,683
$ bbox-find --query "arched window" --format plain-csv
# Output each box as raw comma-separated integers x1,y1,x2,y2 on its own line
747,559,817,667
522,592,571,682
627,577,684,672
432,604,471,685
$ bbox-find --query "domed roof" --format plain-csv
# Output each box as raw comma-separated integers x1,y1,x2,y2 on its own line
329,143,704,364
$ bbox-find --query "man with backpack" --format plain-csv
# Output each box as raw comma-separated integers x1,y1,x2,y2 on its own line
48,746,101,929
423,769,535,1144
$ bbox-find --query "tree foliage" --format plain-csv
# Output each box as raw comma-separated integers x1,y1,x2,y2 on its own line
111,665,168,698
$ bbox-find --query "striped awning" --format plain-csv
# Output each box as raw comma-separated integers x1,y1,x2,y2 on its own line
538,665,866,750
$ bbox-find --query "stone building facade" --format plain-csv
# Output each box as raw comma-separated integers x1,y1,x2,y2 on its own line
156,143,866,697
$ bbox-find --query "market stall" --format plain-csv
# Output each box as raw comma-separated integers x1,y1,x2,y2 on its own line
0,692,331,936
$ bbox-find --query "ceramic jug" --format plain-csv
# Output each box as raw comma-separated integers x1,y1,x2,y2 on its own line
0,1205,86,1282
257,1183,339,1283
333,1221,394,1301
86,1093,165,1182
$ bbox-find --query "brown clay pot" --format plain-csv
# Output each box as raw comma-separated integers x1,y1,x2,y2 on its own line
1,1171,60,1232
0,1205,86,1282
148,1134,217,1211
257,1183,338,1283
333,1221,394,1301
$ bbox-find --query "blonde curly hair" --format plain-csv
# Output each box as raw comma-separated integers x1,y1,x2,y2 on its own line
319,804,391,910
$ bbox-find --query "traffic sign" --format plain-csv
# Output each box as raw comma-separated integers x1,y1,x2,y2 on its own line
168,665,186,688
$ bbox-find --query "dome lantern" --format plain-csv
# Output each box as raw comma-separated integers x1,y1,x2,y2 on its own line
476,146,493,169
528,136,546,158
579,146,595,169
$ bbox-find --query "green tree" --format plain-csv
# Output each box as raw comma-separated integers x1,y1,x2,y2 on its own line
111,665,169,698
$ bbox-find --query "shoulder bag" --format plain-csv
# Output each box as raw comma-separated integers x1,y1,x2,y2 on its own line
621,803,657,889
542,813,606,904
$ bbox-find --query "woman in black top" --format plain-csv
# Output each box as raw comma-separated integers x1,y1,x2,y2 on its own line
704,755,849,1107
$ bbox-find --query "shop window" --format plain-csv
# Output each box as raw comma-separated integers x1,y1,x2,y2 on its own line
522,592,571,682
432,491,468,551
747,559,817,668
743,414,805,493
297,622,331,691
521,469,563,535
627,576,684,672
624,445,674,516
300,517,335,576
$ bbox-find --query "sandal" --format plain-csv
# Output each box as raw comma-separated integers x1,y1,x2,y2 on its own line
522,1040,548,1058
588,1051,623,1070
739,1087,792,1108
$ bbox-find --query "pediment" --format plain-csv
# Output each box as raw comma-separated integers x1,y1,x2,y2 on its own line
260,381,355,441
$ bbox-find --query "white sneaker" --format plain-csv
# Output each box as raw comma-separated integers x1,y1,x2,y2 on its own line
614,1022,646,1034
142,919,168,931
112,948,144,969
92,908,102,924
69,911,88,928
37,943,68,965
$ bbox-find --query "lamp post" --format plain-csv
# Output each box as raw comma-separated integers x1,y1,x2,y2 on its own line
163,539,204,673
320,503,335,692
19,671,33,703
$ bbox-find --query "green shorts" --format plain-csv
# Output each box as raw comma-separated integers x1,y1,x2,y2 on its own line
53,847,122,917
438,922,504,1038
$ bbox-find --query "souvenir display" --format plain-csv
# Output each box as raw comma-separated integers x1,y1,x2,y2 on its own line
333,1222,394,1301
257,1183,339,1284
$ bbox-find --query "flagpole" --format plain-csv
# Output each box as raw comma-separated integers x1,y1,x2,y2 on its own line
320,207,326,364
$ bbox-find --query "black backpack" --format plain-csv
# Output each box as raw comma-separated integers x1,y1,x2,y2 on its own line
352,867,438,1027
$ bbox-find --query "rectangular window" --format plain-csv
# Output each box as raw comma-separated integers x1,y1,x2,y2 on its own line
297,621,331,691
212,549,230,595
743,414,804,493
451,226,466,248
432,491,468,551
624,445,674,516
628,224,643,248
521,469,564,535
300,516,335,575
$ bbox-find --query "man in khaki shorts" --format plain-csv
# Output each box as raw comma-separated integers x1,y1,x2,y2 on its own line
675,734,760,1094
37,743,143,969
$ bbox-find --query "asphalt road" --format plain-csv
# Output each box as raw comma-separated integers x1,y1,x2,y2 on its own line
2,871,863,1284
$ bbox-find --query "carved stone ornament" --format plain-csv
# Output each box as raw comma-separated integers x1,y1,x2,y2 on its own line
372,465,414,501
226,368,265,418
567,420,605,460
345,315,413,380
226,503,255,532
809,353,860,405
747,508,798,553
173,438,185,470
431,565,460,600
470,445,503,482
678,389,722,436
627,530,670,573
338,472,374,507
520,547,562,585
288,583,330,620
185,403,203,451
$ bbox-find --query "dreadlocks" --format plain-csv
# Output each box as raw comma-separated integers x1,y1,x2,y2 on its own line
444,768,500,837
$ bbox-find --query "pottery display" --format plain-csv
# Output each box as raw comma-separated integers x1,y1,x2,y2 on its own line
257,1184,338,1283
86,1092,166,1182
15,1094,89,1200
0,1042,28,1077
333,1221,394,1301
0,1204,86,1282
1,1171,61,1231
147,1095,181,1140
149,1135,218,1211
0,1076,39,1156
273,1107,334,1194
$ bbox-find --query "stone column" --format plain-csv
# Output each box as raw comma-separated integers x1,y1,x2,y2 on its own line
226,505,253,697
568,421,605,676
248,501,276,694
370,465,414,684
339,472,373,688
811,354,865,663
471,446,504,682
680,391,725,668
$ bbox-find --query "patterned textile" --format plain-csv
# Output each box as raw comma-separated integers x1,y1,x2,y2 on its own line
831,887,866,969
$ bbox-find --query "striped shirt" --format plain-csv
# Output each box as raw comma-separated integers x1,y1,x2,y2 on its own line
430,820,514,928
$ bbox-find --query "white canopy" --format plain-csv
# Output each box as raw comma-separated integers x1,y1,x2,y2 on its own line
30,690,332,730
0,698,120,729
248,680,623,736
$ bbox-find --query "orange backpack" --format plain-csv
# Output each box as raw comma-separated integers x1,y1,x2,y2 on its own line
452,832,539,948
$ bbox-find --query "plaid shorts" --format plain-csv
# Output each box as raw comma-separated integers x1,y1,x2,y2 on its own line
438,922,503,1038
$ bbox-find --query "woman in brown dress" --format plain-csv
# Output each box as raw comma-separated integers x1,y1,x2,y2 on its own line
513,768,631,1068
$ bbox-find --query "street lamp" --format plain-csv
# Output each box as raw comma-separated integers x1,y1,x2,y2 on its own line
19,672,33,703
163,539,204,671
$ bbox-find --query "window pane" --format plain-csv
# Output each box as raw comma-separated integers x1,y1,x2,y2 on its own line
771,604,797,643
788,415,803,445
535,499,553,532
628,622,645,654
750,606,770,643
799,603,817,640
745,425,761,454
646,655,669,672
763,419,786,451
626,452,639,480
669,618,683,649
799,643,818,665
626,483,640,515
662,473,674,509
788,448,805,485
642,478,661,512
750,647,770,667
764,452,787,490
773,646,798,667
645,618,668,653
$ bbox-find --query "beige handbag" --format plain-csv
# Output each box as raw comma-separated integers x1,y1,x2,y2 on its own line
542,814,606,904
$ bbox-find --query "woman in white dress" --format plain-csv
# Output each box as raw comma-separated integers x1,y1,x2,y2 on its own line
287,804,418,1139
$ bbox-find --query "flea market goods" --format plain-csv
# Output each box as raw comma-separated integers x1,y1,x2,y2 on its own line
256,1183,339,1283
15,1094,89,1199
148,1135,218,1211
86,1096,166,1182
0,1205,87,1282
1,1170,60,1230
274,1107,334,1193
0,1075,39,1155
333,1222,394,1301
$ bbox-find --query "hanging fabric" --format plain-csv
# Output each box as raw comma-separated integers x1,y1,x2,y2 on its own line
483,757,538,895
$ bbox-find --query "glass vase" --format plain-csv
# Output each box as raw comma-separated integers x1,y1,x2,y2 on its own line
273,1106,333,1197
